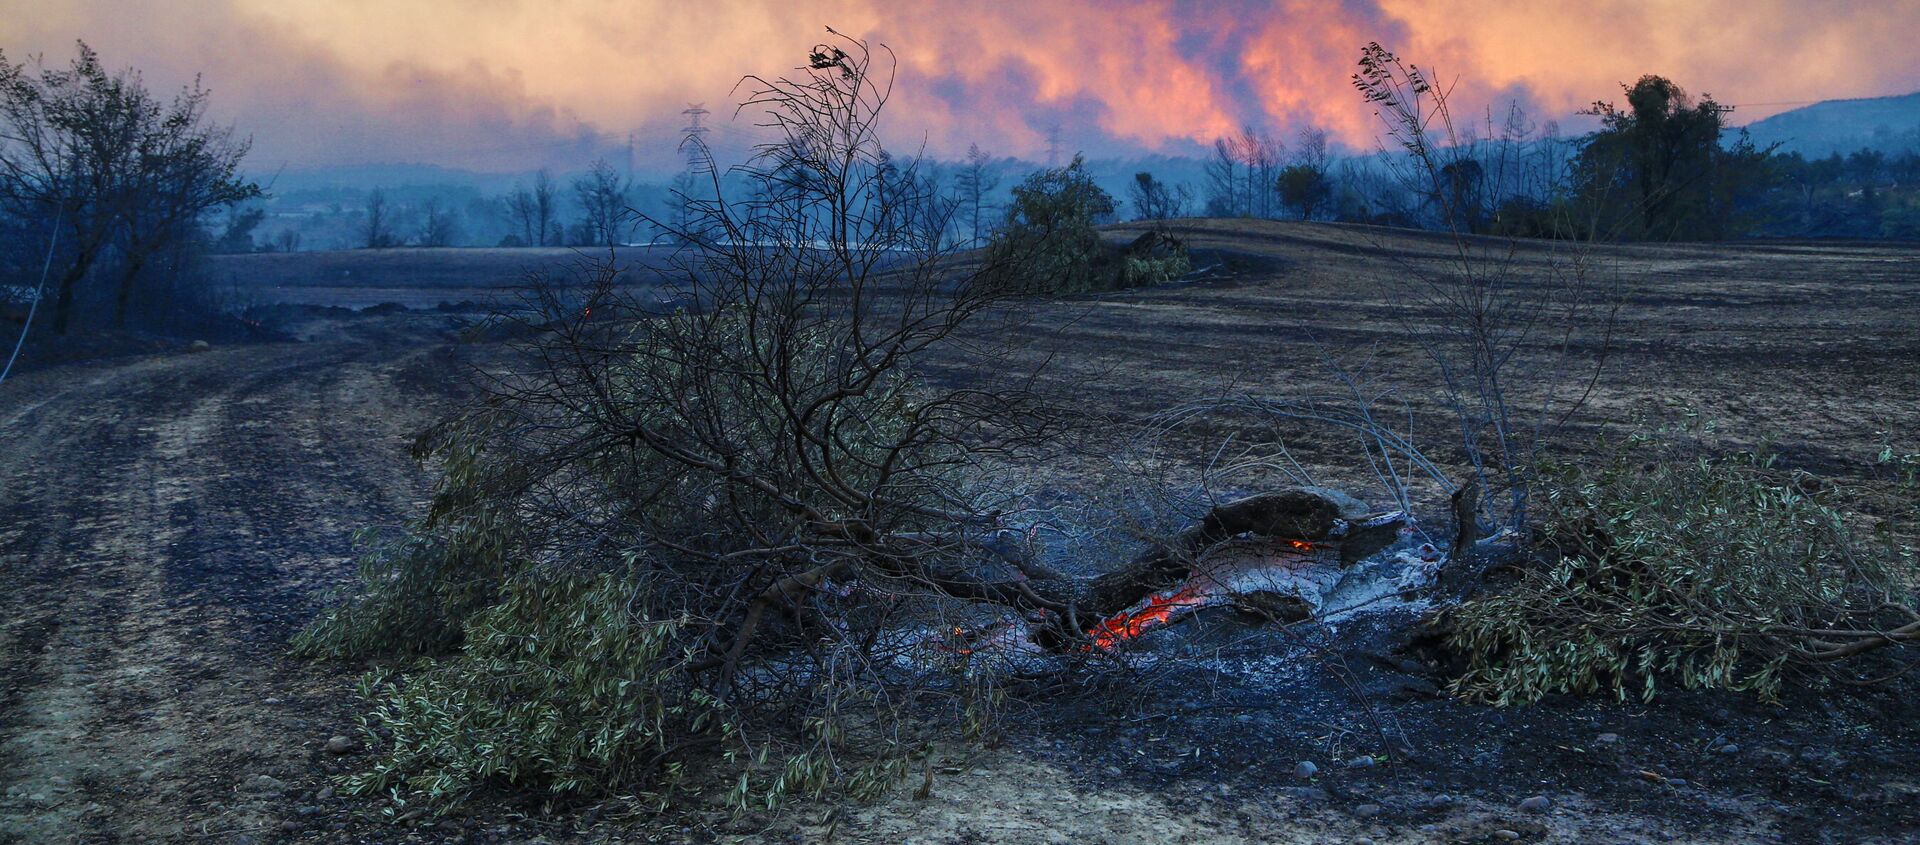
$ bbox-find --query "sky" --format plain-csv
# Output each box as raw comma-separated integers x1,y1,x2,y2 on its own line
3,0,1917,177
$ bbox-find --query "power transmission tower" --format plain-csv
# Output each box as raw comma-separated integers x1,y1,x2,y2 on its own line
681,103,712,173
626,131,637,180
1045,123,1062,168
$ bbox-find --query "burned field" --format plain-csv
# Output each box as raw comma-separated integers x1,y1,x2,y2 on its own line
2,220,1916,845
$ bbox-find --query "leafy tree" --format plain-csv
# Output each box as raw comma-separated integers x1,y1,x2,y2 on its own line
1277,128,1333,222
993,154,1116,292
1575,75,1767,239
1,43,261,332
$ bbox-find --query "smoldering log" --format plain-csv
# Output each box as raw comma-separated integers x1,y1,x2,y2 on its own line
1081,487,1407,623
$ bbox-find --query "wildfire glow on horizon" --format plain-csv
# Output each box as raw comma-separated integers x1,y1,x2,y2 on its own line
3,0,1916,173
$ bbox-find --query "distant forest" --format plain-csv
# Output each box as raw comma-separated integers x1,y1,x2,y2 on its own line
218,76,1918,254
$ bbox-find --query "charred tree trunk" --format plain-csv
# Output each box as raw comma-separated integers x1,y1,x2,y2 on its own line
51,243,100,336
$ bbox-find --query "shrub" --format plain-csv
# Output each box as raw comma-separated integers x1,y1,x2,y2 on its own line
1118,252,1191,288
1444,434,1918,705
293,428,521,659
342,571,718,807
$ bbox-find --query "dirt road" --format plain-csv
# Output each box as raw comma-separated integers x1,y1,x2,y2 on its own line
0,319,463,844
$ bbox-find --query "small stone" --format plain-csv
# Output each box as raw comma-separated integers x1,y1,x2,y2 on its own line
1354,803,1383,818
244,774,288,794
1494,830,1522,841
1708,708,1733,726
324,735,356,755
1423,794,1456,808
1667,778,1689,786
1354,839,1377,845
187,340,212,353
315,785,335,801
1235,714,1254,722
1103,766,1124,778
1345,756,1377,769
1596,733,1621,744
1717,743,1742,755
1519,795,1551,812
1294,761,1319,779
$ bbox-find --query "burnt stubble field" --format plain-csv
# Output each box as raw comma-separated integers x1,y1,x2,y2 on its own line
3,222,1915,844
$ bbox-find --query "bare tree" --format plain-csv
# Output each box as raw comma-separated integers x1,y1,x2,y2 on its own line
1128,171,1190,221
360,187,394,249
1344,42,1618,530
1204,128,1284,218
951,142,1000,246
417,197,459,247
1242,127,1284,218
531,168,558,246
504,183,536,246
571,158,630,246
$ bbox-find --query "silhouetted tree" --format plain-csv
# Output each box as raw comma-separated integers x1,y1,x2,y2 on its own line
1203,128,1284,218
1575,75,1759,239
951,142,1000,246
572,159,630,246
213,207,263,254
418,197,459,247
361,187,395,248
1128,171,1190,221
1275,128,1333,220
531,169,558,246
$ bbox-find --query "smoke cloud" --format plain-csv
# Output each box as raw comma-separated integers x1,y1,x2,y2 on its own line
2,0,1914,172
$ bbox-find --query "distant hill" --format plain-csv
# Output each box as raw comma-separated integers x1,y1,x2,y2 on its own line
1740,91,1920,157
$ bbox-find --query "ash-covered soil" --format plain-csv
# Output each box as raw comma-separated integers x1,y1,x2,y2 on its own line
3,224,1917,844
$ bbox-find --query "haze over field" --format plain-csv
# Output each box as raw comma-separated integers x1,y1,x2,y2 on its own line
4,0,1918,174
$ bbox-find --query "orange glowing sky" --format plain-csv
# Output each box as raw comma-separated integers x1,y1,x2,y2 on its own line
3,0,1916,173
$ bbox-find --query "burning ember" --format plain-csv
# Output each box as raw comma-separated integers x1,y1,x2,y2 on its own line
1088,583,1211,650
1086,538,1336,650
928,494,1433,661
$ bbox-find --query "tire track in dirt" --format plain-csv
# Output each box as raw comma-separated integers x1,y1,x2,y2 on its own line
0,321,464,844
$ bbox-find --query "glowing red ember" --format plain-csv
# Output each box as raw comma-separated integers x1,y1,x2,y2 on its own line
1088,583,1212,650
1087,539,1320,650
